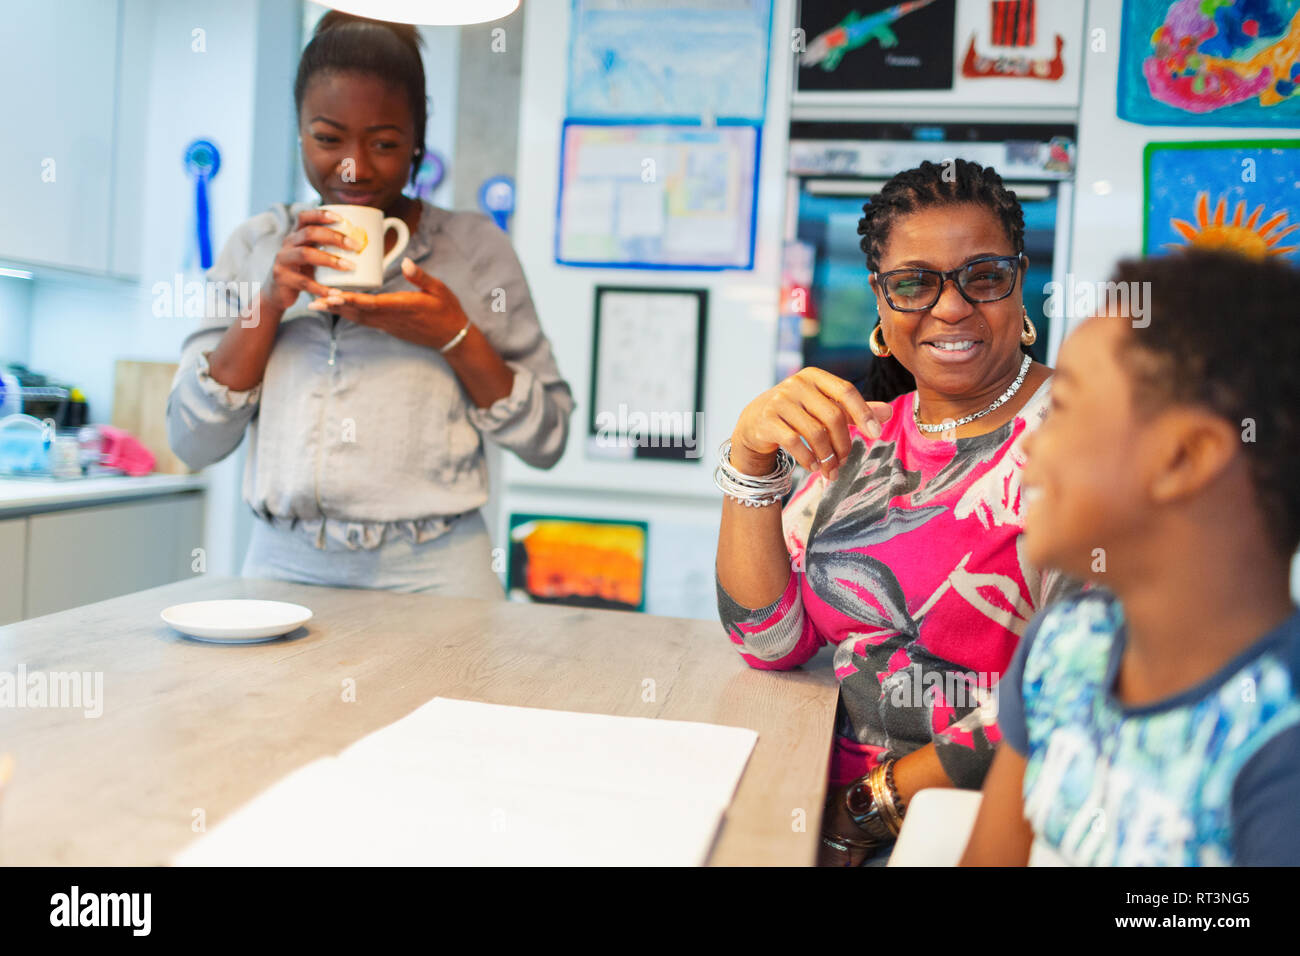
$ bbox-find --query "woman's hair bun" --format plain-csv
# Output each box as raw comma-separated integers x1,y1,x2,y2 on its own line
314,9,423,54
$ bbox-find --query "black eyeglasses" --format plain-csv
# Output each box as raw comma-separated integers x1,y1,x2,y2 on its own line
874,254,1023,312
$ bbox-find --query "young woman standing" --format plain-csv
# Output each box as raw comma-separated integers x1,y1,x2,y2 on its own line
168,13,573,599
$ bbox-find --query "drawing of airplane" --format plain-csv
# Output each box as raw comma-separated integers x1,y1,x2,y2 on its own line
801,0,940,70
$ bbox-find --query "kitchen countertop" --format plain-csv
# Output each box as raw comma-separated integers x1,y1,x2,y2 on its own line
0,575,840,866
0,472,206,517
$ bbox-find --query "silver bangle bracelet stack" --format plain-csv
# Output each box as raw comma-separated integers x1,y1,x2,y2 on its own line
713,439,796,507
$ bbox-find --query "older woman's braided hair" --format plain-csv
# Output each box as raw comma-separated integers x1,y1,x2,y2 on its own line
855,159,1030,403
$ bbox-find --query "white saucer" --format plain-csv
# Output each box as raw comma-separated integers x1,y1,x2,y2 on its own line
161,600,313,643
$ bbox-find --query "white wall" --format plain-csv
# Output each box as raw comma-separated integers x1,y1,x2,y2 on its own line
0,278,33,366
27,279,152,421
418,25,460,209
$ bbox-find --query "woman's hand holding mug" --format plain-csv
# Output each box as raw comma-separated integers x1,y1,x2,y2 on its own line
730,368,893,483
306,257,472,353
261,208,359,314
311,205,410,289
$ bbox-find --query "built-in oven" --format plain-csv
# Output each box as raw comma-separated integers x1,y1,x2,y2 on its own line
779,121,1076,389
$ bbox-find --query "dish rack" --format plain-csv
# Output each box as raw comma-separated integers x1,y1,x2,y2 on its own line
0,411,88,479
13,385,70,419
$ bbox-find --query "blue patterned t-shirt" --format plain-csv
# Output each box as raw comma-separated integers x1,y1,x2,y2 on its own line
998,591,1300,866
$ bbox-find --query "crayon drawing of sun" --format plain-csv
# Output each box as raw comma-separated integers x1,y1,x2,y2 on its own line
1168,192,1300,259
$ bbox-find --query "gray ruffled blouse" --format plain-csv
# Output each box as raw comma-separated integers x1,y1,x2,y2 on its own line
166,200,574,549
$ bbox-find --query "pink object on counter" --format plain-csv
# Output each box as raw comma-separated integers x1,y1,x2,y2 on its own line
98,425,156,477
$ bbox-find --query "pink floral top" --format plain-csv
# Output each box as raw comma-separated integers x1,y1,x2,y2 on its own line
716,377,1077,788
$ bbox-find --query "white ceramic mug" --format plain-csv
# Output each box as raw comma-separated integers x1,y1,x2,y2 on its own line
314,205,410,289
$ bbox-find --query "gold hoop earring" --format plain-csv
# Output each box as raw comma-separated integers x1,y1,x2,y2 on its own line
869,323,891,358
1021,308,1038,347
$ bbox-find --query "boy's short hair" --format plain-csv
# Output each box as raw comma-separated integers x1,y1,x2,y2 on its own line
1110,250,1300,557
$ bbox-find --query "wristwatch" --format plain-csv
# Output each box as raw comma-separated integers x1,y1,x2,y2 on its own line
844,758,905,845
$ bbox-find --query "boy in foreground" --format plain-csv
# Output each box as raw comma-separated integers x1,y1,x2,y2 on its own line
961,251,1300,866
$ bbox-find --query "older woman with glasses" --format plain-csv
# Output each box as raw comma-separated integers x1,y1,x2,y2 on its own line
714,159,1079,865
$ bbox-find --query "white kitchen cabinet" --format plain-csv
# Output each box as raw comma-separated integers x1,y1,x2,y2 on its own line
24,492,206,619
108,0,154,278
0,517,27,626
0,1,120,274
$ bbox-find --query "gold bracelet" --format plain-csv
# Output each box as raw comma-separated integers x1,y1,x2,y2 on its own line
868,764,896,834
874,760,906,835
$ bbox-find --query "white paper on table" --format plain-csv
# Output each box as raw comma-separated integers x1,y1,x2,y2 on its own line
174,698,758,867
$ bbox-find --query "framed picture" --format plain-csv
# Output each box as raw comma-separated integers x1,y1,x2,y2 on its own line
507,514,649,612
566,0,772,122
795,0,958,93
555,121,760,270
1119,0,1300,127
1144,140,1300,263
588,285,707,463
960,0,1069,82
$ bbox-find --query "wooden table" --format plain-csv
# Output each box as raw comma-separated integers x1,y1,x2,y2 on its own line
0,576,839,866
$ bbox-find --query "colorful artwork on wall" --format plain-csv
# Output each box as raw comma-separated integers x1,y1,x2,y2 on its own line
797,0,957,92
555,122,759,271
1144,140,1300,262
961,0,1066,80
1119,0,1300,126
566,0,772,122
991,0,1036,45
507,514,648,612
